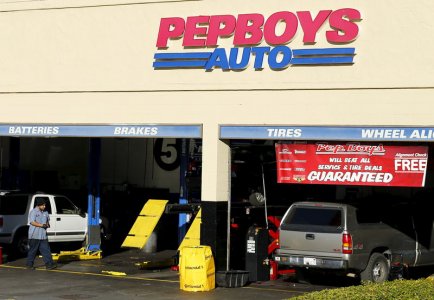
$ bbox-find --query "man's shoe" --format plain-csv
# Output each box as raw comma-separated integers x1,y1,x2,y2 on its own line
46,264,57,270
26,265,35,270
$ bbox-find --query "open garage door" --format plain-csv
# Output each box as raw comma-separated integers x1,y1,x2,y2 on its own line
220,125,434,271
0,124,202,256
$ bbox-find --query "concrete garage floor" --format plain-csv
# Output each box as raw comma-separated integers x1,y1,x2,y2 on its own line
0,249,331,300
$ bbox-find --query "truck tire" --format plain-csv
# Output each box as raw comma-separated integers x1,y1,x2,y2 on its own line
295,268,310,284
14,233,29,257
360,253,390,283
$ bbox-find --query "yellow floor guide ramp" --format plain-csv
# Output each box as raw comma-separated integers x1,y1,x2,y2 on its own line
51,247,102,262
121,199,169,249
178,208,201,251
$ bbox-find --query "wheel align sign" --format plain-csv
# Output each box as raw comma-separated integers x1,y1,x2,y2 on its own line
275,142,429,187
154,8,361,70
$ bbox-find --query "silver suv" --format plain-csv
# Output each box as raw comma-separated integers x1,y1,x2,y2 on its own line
274,201,434,282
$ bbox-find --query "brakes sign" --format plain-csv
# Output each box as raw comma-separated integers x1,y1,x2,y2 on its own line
154,9,361,70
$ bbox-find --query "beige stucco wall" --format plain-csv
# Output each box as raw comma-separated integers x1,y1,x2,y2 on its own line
1,0,434,91
1,0,434,202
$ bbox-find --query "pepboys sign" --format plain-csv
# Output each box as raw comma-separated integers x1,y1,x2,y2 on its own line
153,9,361,71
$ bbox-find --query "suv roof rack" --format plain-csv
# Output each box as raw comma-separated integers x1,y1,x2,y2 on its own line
0,189,21,196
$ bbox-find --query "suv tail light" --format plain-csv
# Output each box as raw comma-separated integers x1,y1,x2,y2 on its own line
342,232,353,254
0,216,3,227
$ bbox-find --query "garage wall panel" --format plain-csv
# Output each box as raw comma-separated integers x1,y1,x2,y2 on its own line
0,89,433,126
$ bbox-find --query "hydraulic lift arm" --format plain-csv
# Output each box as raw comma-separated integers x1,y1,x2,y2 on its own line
87,138,102,252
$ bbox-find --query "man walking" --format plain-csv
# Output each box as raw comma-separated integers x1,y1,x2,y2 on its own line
26,198,56,270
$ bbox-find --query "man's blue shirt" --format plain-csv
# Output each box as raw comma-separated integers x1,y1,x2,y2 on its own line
28,207,49,240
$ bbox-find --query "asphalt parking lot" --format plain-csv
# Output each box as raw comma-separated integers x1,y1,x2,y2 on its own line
2,246,434,300
0,248,332,300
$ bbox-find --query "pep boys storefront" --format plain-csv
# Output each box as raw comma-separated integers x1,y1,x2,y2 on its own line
1,0,434,270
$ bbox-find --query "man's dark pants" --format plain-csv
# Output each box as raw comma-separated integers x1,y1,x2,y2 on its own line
26,239,54,267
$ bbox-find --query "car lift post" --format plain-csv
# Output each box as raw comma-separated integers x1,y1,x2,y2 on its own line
178,139,189,244
87,138,101,251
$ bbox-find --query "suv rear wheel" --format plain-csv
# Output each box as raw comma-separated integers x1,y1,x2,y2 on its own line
360,253,390,283
14,233,29,257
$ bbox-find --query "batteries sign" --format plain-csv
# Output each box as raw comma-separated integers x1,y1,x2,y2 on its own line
275,143,429,187
1,125,202,138
154,9,361,70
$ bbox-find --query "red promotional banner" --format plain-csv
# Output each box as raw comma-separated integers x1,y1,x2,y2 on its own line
275,142,428,187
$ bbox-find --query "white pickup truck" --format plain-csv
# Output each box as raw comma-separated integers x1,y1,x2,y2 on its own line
0,192,87,255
